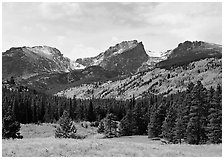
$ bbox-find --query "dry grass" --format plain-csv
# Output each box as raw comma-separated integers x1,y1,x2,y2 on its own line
2,124,222,157
20,123,56,138
2,137,222,157
20,122,97,139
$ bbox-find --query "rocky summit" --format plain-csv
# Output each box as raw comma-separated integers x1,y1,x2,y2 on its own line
76,40,149,75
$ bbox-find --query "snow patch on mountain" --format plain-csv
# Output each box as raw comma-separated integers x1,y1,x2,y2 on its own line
71,61,86,69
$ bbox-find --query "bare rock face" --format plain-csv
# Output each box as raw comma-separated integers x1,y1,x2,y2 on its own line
76,40,149,75
2,46,73,80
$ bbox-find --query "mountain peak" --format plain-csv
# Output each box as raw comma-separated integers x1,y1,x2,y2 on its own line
76,40,148,74
104,40,140,57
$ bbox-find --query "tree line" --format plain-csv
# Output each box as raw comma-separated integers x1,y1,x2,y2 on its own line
2,80,222,144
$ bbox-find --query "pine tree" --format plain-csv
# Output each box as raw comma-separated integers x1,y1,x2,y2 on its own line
174,93,187,144
182,82,195,139
70,95,77,119
174,116,185,144
148,98,167,138
55,110,77,138
87,100,96,122
207,85,222,143
2,105,23,139
120,109,133,136
186,81,207,144
132,101,146,135
104,113,118,137
162,106,177,142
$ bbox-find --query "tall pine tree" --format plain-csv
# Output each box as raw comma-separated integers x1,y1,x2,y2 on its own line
207,85,222,143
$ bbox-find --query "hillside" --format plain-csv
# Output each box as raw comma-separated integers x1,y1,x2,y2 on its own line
17,65,123,94
57,58,222,99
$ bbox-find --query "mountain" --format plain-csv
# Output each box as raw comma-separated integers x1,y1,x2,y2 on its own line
57,41,222,99
156,41,222,69
57,58,222,99
76,40,149,75
2,46,74,80
2,40,222,98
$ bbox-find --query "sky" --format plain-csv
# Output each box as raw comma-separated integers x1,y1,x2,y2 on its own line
2,2,222,60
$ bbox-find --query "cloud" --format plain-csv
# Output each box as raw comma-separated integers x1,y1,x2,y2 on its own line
39,3,82,20
111,36,120,44
56,35,66,46
2,2,222,58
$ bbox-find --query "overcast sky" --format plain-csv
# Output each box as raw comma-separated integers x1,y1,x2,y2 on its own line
2,2,222,60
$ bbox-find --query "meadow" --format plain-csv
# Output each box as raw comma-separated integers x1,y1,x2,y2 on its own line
2,123,222,157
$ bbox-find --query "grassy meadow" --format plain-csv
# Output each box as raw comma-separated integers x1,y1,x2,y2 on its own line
2,123,222,157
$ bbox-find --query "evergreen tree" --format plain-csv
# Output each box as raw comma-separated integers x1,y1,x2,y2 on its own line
120,109,133,136
70,95,77,119
181,82,194,139
104,113,118,137
55,110,77,138
186,81,207,144
87,100,96,122
148,98,167,138
132,101,146,135
207,85,222,143
174,116,185,144
162,106,177,142
174,93,187,144
2,106,22,139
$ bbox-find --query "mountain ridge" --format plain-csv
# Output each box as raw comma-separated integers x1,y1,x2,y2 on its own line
2,40,222,98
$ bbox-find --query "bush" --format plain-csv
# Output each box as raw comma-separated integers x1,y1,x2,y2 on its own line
55,111,77,139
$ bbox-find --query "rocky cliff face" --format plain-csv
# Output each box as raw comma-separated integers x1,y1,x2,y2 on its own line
76,40,149,74
2,46,74,80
